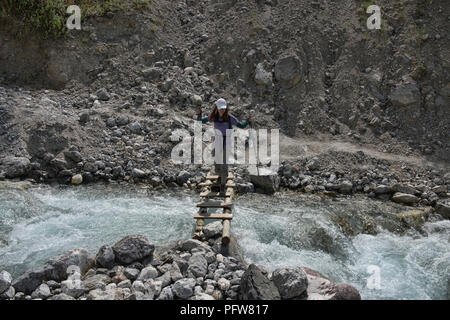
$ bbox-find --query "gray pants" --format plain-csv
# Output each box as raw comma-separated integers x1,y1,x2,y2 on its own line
214,138,228,192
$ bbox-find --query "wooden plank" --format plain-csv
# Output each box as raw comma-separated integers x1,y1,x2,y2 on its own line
222,220,231,244
200,191,231,198
194,212,233,220
198,181,236,188
196,200,232,208
206,173,234,180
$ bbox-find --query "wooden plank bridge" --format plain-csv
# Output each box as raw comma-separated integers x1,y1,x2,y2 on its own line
193,171,236,244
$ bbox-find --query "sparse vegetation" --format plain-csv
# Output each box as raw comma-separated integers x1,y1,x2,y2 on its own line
0,0,152,39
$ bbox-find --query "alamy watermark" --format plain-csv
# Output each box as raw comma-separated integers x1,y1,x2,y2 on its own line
366,5,381,30
366,265,381,290
170,122,280,171
66,5,81,30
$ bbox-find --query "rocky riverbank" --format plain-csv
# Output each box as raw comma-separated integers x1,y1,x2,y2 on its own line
1,150,449,222
0,233,360,300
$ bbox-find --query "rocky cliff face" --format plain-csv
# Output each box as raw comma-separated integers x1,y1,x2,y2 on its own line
0,0,448,186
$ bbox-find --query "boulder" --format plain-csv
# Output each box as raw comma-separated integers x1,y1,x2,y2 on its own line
137,266,159,281
12,268,47,295
272,267,308,299
0,286,15,299
240,264,281,300
237,182,255,193
142,67,163,81
190,94,203,106
389,83,421,108
0,270,12,294
64,150,83,163
157,286,174,300
132,168,147,178
47,293,76,300
60,279,85,298
436,202,450,219
87,287,124,300
203,221,223,239
112,235,155,265
302,267,361,300
392,192,420,204
176,170,191,185
124,268,140,281
187,253,208,278
31,283,52,299
274,53,302,87
339,181,353,194
331,283,361,300
392,183,418,195
71,174,83,185
0,156,31,178
172,278,196,299
250,173,280,194
374,185,392,194
129,122,142,134
44,248,94,281
82,274,112,291
95,245,115,269
95,88,110,101
179,239,208,252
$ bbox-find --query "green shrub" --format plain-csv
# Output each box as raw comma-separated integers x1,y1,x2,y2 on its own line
0,0,152,39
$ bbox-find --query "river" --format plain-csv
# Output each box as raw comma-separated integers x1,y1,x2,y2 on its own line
0,181,448,299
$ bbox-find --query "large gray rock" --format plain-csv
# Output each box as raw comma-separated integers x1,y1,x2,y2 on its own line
112,235,155,265
47,293,76,300
96,88,110,101
31,283,52,299
250,173,280,195
240,264,281,300
60,279,85,298
0,286,15,299
392,192,420,204
137,266,158,281
203,221,223,239
132,168,147,178
142,67,163,81
272,267,308,299
392,183,418,195
82,274,112,291
176,170,191,185
87,287,124,300
274,53,302,88
187,253,208,278
44,248,94,281
12,268,46,295
172,278,196,299
179,239,209,252
95,245,115,269
389,83,421,108
157,286,174,300
170,262,183,282
339,181,354,194
124,268,140,281
0,156,31,178
0,270,12,294
331,283,361,300
302,267,361,300
436,202,450,219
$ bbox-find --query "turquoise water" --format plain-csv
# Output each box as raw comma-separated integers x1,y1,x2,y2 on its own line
0,182,448,299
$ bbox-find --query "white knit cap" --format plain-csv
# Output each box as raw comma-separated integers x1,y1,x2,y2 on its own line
215,98,227,110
